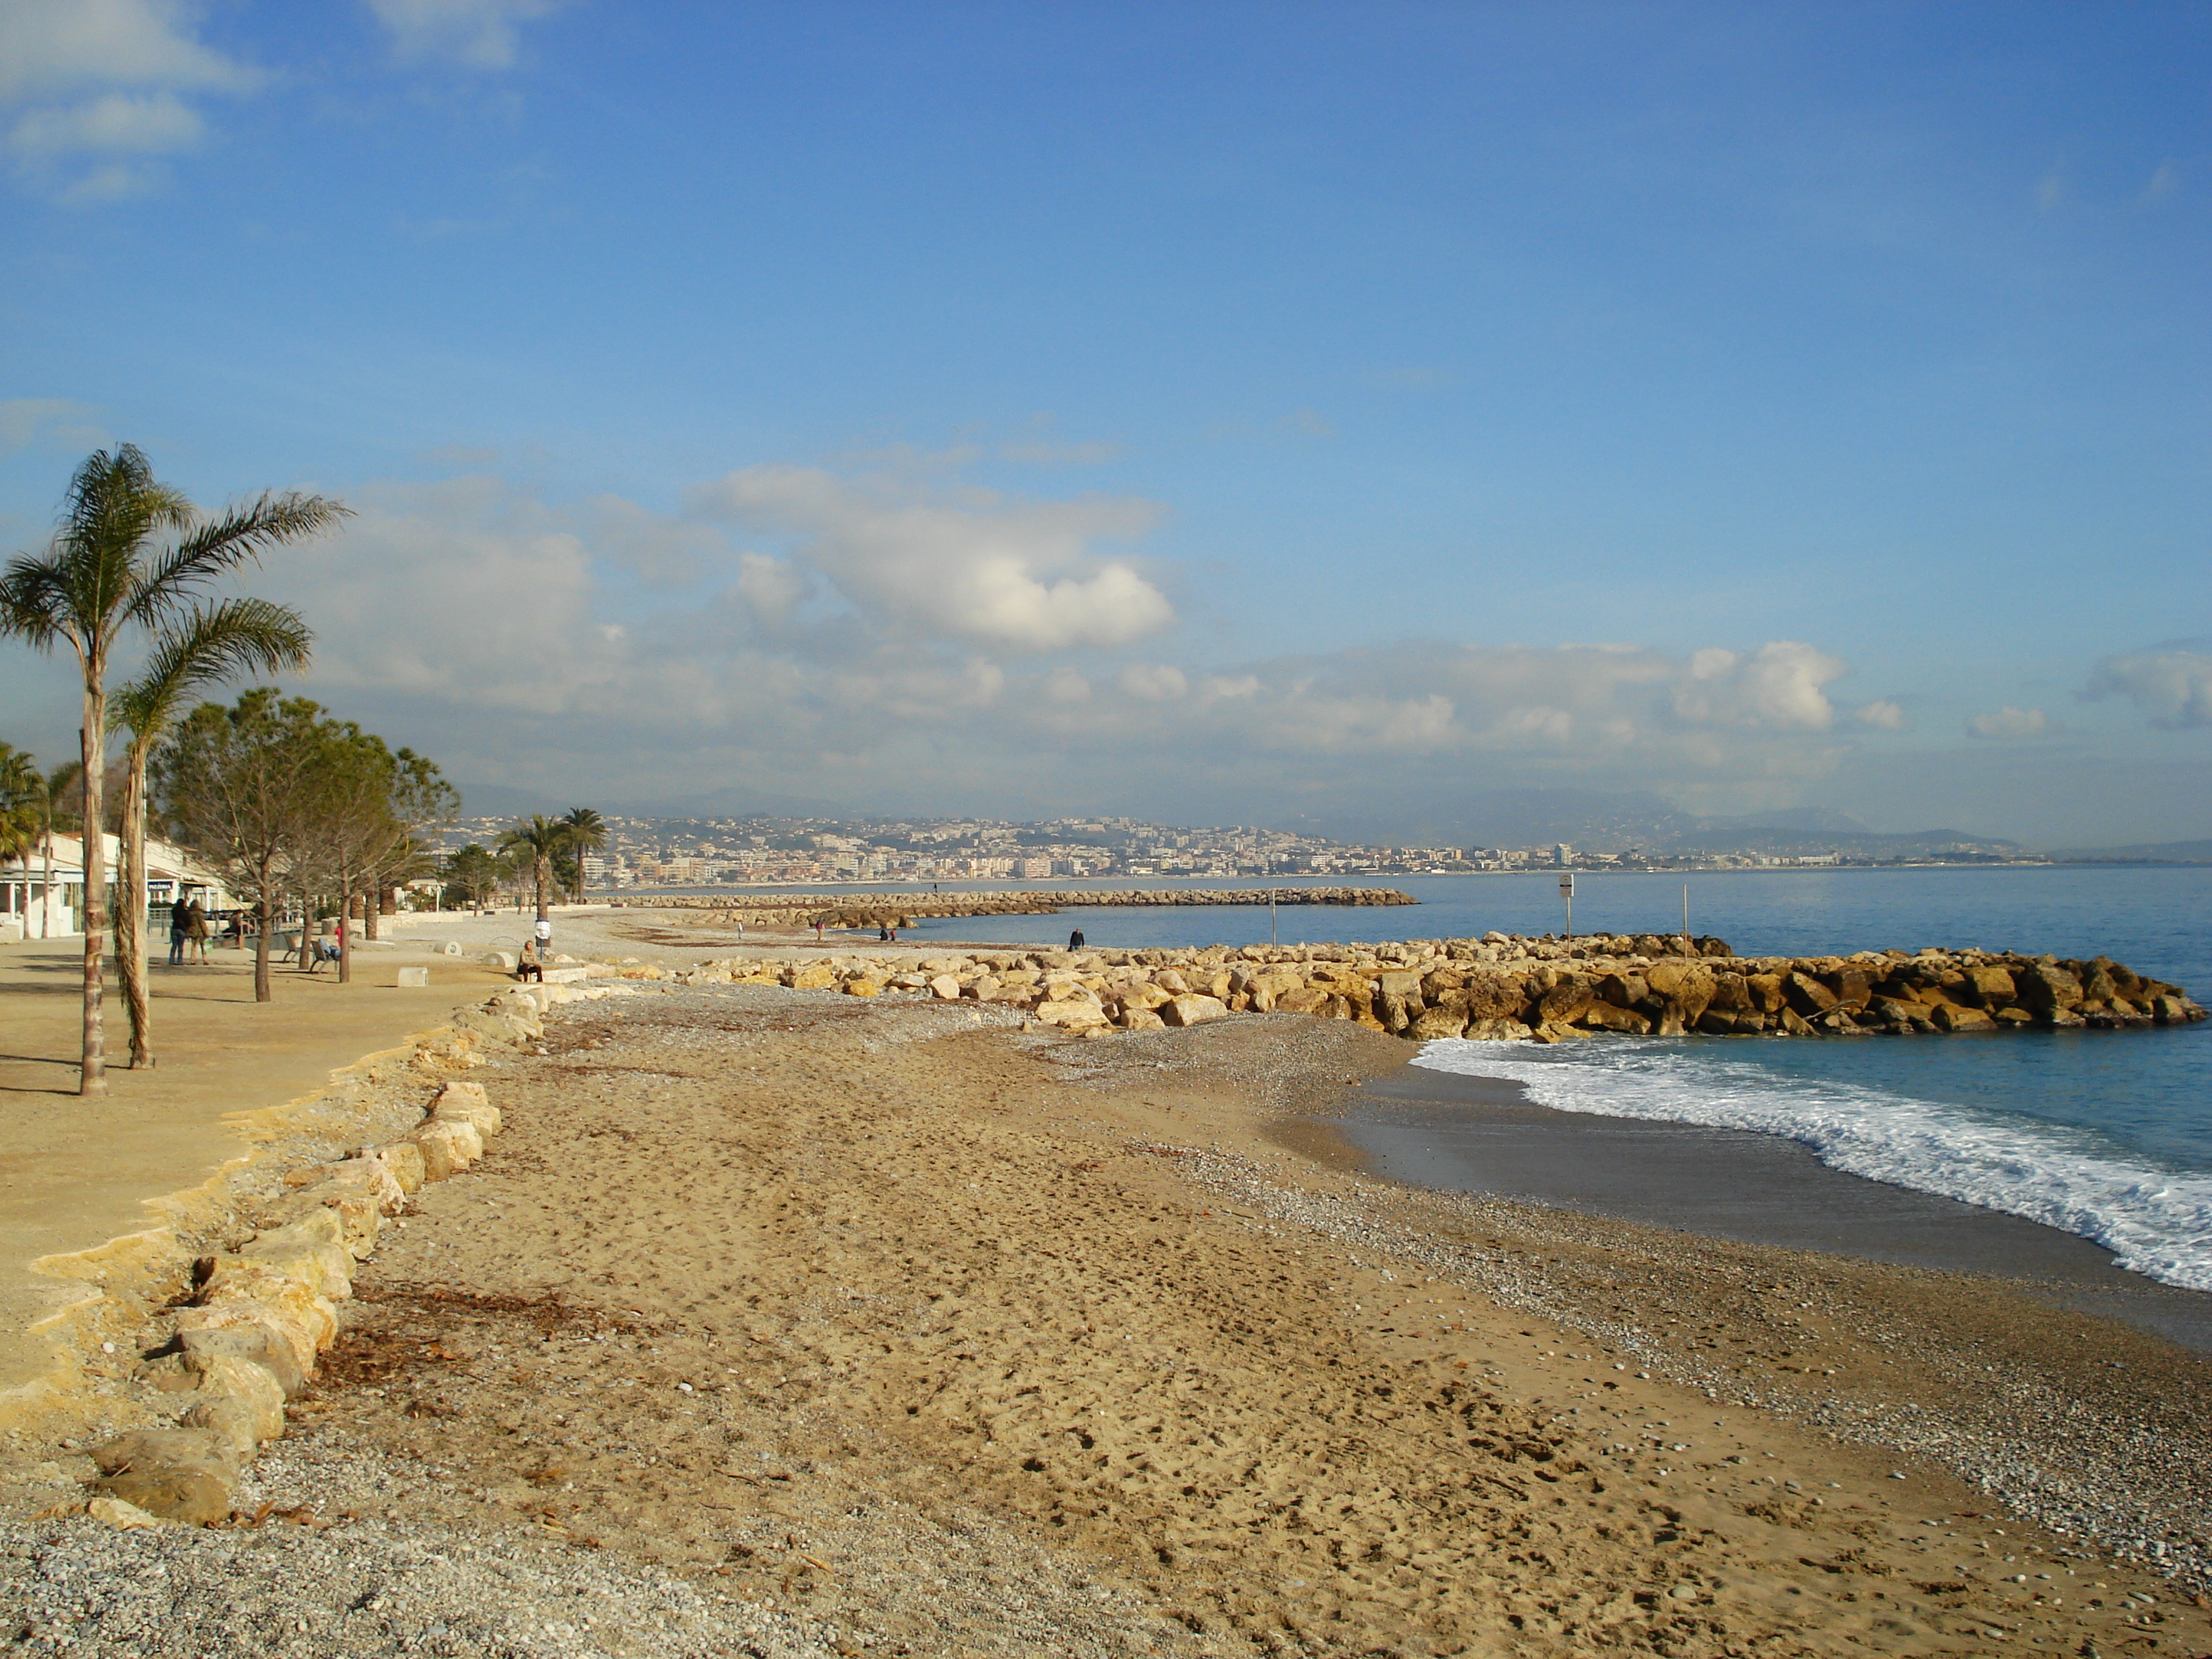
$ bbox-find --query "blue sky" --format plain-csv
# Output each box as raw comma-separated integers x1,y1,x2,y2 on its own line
2,0,2207,845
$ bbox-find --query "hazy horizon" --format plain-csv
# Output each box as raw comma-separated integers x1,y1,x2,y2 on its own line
4,2,2206,848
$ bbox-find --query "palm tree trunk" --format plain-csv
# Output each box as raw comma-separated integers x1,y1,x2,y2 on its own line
338,875,353,985
536,853,549,921
77,683,107,1097
116,747,152,1068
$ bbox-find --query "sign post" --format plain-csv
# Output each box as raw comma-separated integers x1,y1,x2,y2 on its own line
1559,870,1575,940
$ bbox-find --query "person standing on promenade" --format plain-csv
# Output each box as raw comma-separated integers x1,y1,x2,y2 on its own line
167,901,188,966
184,898,211,963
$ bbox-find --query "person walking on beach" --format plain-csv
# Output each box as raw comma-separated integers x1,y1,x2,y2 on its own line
184,898,211,963
1069,927,1085,950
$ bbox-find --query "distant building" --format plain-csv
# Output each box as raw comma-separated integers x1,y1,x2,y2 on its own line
1553,843,1573,866
1,832,233,942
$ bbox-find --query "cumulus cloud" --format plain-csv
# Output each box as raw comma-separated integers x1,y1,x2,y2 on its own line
2085,642,2212,729
1855,700,1907,730
1,0,259,199
689,464,1174,655
1967,706,2049,741
222,461,1926,817
364,0,562,68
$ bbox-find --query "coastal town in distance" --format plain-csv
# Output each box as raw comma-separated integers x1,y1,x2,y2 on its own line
433,809,2048,891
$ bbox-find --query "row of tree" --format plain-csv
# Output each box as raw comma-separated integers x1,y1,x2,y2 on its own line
1,446,461,1095
446,808,608,915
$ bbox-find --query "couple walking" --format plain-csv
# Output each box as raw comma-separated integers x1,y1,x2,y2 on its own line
167,898,211,965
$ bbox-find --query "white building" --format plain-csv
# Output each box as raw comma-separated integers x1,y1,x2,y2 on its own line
0,832,234,943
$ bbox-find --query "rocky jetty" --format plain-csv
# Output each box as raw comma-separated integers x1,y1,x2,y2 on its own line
647,885,1414,930
671,932,2206,1043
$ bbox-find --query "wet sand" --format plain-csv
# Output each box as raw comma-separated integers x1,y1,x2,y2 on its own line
1326,1066,2212,1352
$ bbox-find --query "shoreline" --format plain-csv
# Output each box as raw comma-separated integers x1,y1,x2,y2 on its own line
1316,1063,2212,1352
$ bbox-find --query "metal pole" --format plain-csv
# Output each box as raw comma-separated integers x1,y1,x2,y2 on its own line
1270,886,1277,945
1682,884,1690,955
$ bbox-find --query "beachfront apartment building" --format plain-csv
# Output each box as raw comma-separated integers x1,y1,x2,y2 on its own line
0,832,234,943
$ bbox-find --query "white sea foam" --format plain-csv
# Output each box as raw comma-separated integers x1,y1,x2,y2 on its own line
1412,1039,2212,1292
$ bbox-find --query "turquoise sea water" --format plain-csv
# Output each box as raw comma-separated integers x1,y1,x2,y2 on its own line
715,865,2212,1286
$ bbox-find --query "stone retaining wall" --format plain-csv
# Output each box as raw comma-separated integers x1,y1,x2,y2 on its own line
58,981,641,1529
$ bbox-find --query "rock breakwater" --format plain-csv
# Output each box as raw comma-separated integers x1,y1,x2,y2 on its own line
670,931,2206,1042
643,885,1413,930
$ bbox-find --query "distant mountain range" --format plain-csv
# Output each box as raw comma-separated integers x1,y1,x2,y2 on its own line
1311,788,2024,859
2045,839,2212,864
456,781,851,822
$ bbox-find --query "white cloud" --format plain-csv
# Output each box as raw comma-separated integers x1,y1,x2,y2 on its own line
1669,640,1845,729
1118,662,1187,701
233,464,1917,815
364,0,561,68
690,464,1174,655
1,0,259,200
9,91,202,158
731,552,808,626
0,0,258,102
1967,706,2049,741
2086,642,2212,730
1040,667,1091,703
1854,699,1908,731
0,397,101,457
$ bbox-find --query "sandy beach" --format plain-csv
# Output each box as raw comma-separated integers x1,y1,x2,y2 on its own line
4,915,2211,1655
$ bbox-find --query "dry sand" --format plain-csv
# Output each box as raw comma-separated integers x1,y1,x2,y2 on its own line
187,979,2212,1657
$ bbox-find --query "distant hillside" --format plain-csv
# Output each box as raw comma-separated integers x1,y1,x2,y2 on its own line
1322,788,2022,858
2046,840,2212,864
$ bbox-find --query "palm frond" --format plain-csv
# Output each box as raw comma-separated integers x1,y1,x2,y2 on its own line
124,493,351,630
114,599,314,746
0,552,76,651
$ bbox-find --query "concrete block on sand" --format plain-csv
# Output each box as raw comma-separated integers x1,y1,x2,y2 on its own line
479,950,516,970
395,965,429,988
541,966,590,984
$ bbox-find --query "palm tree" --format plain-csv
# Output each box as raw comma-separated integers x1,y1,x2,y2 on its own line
0,446,347,1096
560,806,606,904
112,599,313,1066
499,814,565,922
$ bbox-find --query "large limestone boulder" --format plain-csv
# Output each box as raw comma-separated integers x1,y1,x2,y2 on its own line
1781,971,1840,1017
788,963,837,990
175,1355,287,1457
1035,996,1110,1032
1578,1002,1651,1035
1461,974,1531,1024
2014,963,2085,1017
929,974,962,999
170,1322,307,1400
1961,965,2018,1007
369,1142,427,1195
1160,994,1230,1028
1407,1006,1469,1040
430,1081,500,1136
1930,1003,1995,1033
1117,1006,1167,1031
408,1118,483,1182
1533,973,1594,1026
89,1429,238,1526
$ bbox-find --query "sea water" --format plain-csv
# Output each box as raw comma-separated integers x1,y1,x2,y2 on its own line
866,864,2212,1290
